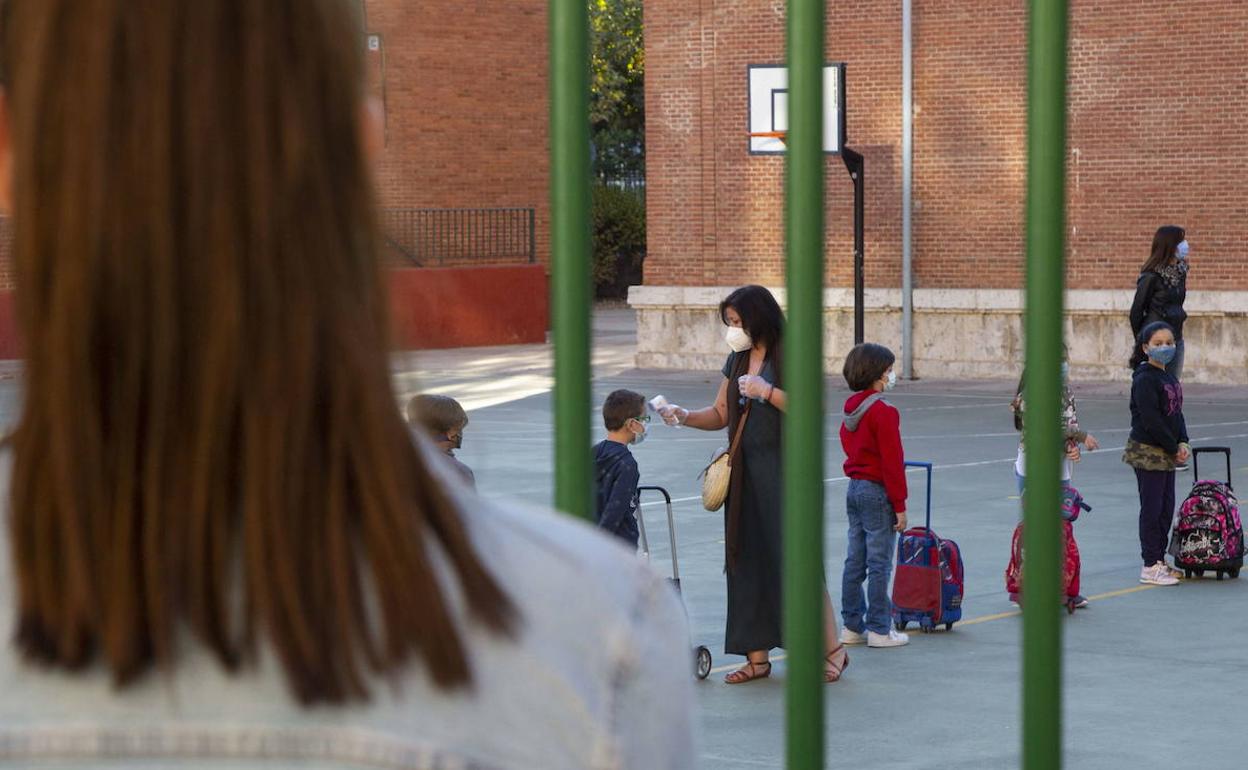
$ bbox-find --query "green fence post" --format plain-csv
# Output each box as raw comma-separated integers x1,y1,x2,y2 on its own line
784,0,826,766
549,0,593,519
1023,1,1069,767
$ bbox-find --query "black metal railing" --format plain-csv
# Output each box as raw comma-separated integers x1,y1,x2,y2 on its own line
596,172,645,198
380,207,536,267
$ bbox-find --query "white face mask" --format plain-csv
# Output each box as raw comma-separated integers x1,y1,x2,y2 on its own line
884,369,897,390
725,326,753,353
630,418,647,445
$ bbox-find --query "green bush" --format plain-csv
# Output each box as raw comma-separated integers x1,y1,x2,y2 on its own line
591,184,645,299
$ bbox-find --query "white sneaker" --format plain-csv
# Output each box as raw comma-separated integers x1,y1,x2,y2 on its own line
840,628,867,646
867,629,910,648
1139,564,1179,586
1158,561,1183,579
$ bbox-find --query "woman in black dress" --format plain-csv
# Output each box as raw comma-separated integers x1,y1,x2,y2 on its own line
1130,225,1189,380
659,286,847,684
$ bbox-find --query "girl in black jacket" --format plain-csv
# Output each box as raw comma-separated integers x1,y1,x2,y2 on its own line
1122,321,1190,586
1129,225,1189,379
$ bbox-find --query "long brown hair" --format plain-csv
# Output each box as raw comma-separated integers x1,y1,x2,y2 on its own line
1,0,512,704
1141,225,1185,273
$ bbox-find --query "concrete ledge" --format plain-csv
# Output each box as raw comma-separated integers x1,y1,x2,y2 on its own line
629,285,1247,316
628,285,1248,385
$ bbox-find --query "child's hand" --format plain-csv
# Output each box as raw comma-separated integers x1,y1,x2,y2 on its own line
1176,444,1190,464
894,512,907,532
1084,434,1100,451
1065,443,1082,462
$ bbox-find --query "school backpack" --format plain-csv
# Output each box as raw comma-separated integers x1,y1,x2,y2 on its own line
1060,485,1092,522
1005,519,1082,613
1169,478,1242,580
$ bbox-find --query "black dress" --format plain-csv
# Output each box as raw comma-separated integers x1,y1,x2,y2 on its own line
721,352,784,655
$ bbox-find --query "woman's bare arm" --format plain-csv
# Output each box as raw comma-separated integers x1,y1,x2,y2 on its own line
681,379,730,431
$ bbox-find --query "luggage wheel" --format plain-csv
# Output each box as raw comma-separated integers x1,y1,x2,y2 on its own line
694,646,712,680
944,622,954,632
895,621,907,632
1230,569,1241,579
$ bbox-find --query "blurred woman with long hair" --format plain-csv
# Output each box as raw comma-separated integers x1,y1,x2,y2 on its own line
0,1,692,766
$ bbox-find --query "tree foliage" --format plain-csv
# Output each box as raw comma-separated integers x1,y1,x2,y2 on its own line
591,184,646,298
589,0,644,178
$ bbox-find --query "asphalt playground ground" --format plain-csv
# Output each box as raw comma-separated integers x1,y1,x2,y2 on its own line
3,309,1245,768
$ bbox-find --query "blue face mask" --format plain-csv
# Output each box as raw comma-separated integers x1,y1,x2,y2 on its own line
1176,240,1190,261
1148,344,1176,366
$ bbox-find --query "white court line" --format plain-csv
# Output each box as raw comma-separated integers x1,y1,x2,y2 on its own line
903,420,1248,441
639,431,1248,508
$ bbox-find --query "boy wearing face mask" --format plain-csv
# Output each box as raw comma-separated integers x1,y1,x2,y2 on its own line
593,390,649,547
838,343,911,649
407,394,476,489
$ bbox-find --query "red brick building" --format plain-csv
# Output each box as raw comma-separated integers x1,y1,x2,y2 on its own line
361,0,550,265
0,1,550,354
632,1,1247,383
360,0,550,347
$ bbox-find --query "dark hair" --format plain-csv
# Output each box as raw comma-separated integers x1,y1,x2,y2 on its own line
603,389,647,431
407,395,469,436
719,285,785,356
1141,225,1186,274
4,0,512,705
1129,321,1176,369
843,343,896,391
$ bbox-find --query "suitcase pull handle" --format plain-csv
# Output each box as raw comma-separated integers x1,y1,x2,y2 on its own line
904,460,934,531
1191,447,1232,489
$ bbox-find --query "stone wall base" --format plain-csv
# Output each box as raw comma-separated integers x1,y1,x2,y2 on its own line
628,286,1248,385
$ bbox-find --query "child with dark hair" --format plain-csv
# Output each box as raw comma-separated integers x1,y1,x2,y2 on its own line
838,343,910,649
408,394,475,489
1009,359,1100,609
1123,321,1190,586
593,389,649,547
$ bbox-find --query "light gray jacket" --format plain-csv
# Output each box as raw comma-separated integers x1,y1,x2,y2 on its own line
0,463,696,769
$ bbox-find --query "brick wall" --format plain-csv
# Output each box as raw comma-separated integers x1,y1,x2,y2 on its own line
0,2,550,287
362,0,550,266
0,219,11,290
644,0,1247,292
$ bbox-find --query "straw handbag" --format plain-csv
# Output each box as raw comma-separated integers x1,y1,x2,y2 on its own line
700,403,751,511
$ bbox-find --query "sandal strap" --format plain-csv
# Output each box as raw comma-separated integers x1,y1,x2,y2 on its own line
725,660,771,682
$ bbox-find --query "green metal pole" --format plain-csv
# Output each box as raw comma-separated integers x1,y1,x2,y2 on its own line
1022,1,1068,768
783,0,826,766
549,0,593,519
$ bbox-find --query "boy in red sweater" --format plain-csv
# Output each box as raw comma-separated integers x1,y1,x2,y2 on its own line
838,343,911,648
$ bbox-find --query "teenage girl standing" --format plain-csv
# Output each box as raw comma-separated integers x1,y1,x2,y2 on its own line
1123,321,1190,586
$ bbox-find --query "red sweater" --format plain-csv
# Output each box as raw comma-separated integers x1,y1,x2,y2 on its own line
840,390,908,514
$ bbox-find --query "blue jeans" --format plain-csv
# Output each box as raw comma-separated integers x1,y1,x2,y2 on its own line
841,479,897,635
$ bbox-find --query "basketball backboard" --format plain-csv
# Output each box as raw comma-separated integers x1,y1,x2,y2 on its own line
747,63,846,155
